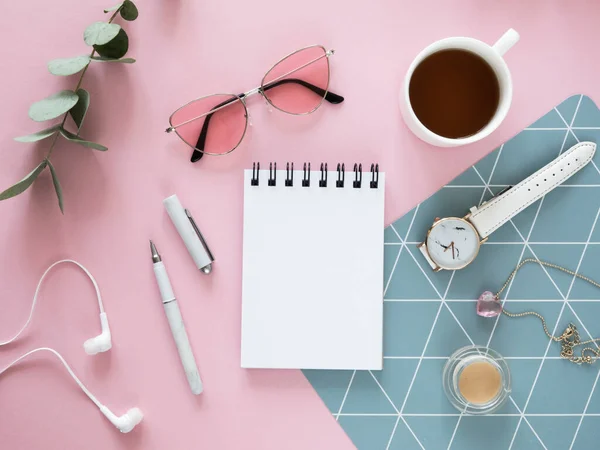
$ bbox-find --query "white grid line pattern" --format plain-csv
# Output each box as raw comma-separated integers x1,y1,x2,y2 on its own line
309,96,600,450
555,98,600,177
383,356,592,360
384,299,600,303
337,413,600,417
507,208,598,449
335,370,355,421
441,185,600,188
447,406,467,450
390,242,600,245
569,369,600,450
507,95,597,450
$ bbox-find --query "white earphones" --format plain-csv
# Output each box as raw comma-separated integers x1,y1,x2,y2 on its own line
0,259,143,433
0,348,143,433
84,311,112,355
0,259,112,356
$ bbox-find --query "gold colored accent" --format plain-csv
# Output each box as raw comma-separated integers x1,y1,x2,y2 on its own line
167,45,335,157
497,258,600,365
480,237,489,244
421,217,482,271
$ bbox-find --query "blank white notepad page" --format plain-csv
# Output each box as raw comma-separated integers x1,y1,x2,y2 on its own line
241,168,385,370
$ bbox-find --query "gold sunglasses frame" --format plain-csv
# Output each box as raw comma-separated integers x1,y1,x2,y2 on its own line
167,45,335,157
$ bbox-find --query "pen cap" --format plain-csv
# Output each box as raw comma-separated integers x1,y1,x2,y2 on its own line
163,194,214,273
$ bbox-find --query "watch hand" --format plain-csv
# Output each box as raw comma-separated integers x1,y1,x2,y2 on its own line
436,239,449,250
451,242,455,259
443,241,454,253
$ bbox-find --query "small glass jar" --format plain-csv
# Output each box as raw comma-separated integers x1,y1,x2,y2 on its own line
443,345,511,415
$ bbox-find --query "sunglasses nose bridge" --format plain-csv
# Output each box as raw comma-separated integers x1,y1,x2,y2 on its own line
243,87,262,98
243,87,273,113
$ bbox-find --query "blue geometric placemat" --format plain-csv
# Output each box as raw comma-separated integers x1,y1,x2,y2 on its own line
304,95,600,450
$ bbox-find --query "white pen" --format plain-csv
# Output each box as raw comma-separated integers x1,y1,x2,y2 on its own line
150,240,203,395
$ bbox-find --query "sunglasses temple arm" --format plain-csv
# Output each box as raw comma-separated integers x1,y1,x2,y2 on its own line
191,93,246,163
191,81,344,163
262,79,344,104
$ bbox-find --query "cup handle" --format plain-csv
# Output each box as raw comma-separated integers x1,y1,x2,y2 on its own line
492,28,520,56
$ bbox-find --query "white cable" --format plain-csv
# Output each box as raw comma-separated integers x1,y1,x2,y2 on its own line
0,261,141,433
0,259,105,347
0,347,144,433
0,347,102,408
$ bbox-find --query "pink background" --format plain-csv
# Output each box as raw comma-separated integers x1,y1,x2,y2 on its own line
1,1,600,448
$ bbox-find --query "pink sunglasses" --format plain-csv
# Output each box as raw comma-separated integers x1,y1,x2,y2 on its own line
166,45,345,162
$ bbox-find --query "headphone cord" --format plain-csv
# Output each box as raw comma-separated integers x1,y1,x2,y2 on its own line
0,259,105,347
0,347,102,408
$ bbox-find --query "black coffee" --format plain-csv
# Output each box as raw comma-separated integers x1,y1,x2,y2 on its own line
409,49,500,139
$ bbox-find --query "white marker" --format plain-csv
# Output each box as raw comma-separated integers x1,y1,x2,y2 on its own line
150,240,203,395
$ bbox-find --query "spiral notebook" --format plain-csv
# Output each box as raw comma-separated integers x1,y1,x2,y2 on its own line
241,162,385,370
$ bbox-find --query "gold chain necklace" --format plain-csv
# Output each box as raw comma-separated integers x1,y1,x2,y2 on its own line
477,258,600,365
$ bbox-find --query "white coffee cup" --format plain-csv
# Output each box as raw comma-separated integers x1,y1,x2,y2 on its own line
399,29,520,147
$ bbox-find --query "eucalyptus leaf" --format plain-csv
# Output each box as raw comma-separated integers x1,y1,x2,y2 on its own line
91,56,136,63
28,90,79,122
60,128,108,151
48,55,90,76
0,160,47,201
83,22,121,46
120,0,138,20
69,89,90,131
93,28,129,59
103,2,123,13
14,125,60,143
47,160,64,214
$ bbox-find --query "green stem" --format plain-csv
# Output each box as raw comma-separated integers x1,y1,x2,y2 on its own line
45,7,122,160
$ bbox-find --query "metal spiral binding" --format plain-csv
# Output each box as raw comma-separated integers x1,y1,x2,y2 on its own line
285,162,294,187
302,163,311,187
251,162,260,186
370,163,379,188
250,162,379,189
319,163,328,187
268,162,276,186
353,163,362,188
336,163,345,188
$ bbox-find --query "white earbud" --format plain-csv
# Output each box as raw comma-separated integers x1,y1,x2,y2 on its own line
0,261,139,434
0,348,143,433
84,312,112,355
0,260,113,356
100,405,144,433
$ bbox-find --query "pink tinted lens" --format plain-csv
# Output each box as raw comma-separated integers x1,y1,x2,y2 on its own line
262,46,329,114
170,94,247,155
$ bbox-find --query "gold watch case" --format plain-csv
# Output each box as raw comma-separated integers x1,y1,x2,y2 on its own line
417,215,488,271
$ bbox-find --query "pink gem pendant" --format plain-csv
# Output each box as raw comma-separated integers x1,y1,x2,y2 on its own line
477,291,503,317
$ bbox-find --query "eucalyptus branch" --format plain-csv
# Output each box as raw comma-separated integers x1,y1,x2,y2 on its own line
0,1,139,213
46,10,118,159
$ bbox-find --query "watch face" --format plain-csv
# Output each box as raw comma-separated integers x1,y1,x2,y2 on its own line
426,218,480,270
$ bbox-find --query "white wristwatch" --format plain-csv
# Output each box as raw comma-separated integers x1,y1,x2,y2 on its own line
418,141,596,271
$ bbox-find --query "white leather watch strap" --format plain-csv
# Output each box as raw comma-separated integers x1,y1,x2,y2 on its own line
469,141,596,239
419,245,438,270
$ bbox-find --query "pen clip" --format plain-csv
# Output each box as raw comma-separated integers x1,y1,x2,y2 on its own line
185,208,215,262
